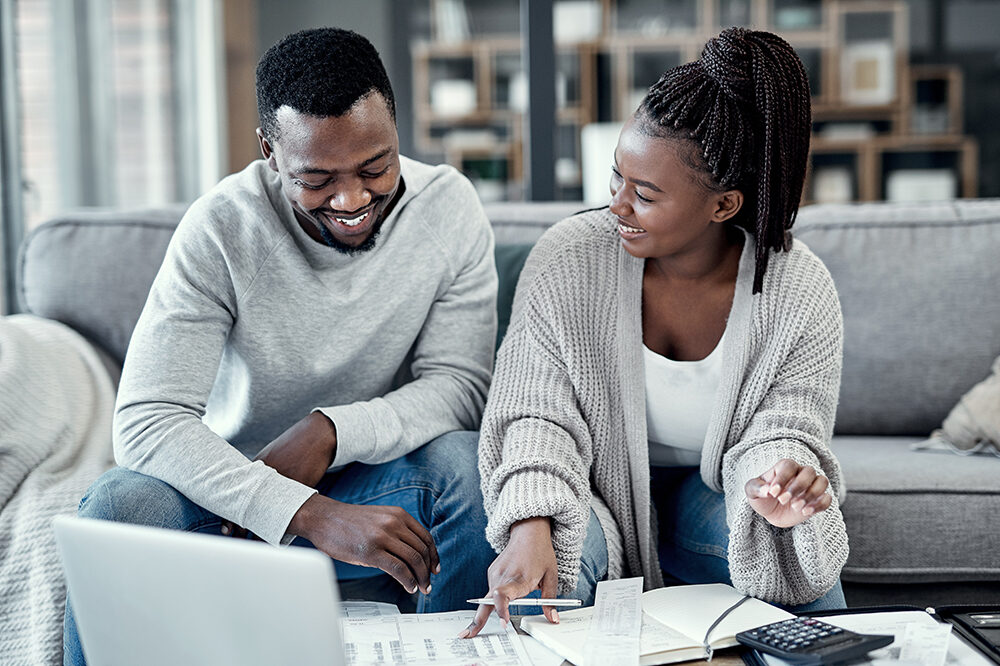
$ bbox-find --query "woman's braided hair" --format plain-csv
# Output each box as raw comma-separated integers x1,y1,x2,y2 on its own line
638,27,811,293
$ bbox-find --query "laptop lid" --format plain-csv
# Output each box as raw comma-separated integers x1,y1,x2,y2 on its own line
54,515,345,666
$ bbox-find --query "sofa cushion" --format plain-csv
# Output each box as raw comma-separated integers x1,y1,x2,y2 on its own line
494,244,533,350
796,200,1000,436
17,207,186,364
833,435,1000,583
484,201,587,245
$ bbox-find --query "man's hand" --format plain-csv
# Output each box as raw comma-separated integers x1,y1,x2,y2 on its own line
461,517,560,638
745,458,833,528
289,494,440,595
220,411,337,538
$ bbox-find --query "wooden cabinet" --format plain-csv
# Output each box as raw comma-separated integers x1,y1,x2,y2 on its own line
410,0,978,202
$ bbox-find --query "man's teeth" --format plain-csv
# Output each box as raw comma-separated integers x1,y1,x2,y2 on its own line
335,211,369,227
618,222,645,233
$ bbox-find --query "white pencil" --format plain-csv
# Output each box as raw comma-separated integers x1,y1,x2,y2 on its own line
467,598,583,607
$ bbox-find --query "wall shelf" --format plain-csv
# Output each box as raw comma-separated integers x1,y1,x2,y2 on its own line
411,0,978,203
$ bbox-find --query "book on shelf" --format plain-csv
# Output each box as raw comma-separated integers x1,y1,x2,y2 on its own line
521,583,794,665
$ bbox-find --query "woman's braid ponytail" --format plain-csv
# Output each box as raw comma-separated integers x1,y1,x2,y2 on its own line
639,28,811,293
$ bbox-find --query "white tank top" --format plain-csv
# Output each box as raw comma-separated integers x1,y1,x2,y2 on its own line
644,331,725,467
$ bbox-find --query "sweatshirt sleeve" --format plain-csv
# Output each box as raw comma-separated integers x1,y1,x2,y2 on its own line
721,266,849,606
318,173,498,466
113,207,316,546
478,239,595,594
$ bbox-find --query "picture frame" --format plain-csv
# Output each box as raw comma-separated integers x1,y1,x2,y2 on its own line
841,40,895,105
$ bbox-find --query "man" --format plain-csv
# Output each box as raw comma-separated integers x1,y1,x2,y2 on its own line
64,27,497,664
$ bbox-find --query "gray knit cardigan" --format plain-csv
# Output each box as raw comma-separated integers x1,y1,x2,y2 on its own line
479,209,849,606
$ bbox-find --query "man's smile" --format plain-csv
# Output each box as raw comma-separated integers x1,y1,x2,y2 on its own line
331,210,370,227
313,202,381,238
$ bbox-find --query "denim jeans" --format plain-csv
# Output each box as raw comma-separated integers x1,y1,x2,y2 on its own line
63,430,494,666
567,467,846,614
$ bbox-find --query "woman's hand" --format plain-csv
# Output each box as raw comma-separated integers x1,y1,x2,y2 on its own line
460,517,560,638
745,458,832,528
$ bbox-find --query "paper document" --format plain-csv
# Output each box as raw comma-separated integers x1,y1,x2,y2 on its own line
340,601,401,617
584,577,643,666
759,611,991,666
342,610,533,666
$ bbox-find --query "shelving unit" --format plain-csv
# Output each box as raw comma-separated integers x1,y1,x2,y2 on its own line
410,0,978,203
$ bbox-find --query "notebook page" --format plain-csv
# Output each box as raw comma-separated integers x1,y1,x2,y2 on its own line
641,584,793,648
522,607,702,664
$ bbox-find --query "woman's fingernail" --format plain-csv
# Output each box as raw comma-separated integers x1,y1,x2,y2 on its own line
803,506,815,516
778,492,792,505
791,499,805,512
426,584,432,594
435,564,441,574
553,610,560,623
220,525,229,535
457,629,471,638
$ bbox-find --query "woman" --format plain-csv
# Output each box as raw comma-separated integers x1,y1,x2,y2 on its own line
463,27,847,637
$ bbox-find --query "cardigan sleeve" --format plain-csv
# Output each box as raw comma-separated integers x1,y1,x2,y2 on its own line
478,243,595,594
720,269,850,606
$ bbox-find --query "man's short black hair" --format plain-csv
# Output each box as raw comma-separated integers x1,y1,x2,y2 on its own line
256,27,396,141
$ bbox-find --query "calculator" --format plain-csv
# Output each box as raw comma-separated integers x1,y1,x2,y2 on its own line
736,616,894,664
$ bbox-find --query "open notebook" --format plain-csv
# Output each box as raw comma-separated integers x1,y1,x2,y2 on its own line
521,583,794,665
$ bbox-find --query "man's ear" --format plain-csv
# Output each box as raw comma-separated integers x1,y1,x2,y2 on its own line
712,189,743,223
256,128,278,172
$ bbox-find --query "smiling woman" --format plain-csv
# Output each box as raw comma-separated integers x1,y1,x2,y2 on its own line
468,26,849,639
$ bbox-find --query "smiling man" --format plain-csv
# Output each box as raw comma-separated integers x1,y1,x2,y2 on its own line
64,27,498,665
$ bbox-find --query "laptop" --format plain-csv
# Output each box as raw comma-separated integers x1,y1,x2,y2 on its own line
54,515,346,666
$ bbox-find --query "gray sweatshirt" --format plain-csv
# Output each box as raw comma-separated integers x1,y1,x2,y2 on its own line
114,157,497,545
480,209,848,605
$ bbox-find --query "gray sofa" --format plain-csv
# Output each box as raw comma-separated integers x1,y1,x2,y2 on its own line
17,198,1000,608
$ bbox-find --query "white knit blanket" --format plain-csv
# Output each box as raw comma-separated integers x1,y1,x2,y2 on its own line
0,315,116,665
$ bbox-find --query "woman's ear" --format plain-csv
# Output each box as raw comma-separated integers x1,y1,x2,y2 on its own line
712,190,744,223
256,128,278,172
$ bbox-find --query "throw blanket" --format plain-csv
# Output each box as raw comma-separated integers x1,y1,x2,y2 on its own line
0,315,116,665
914,354,1000,457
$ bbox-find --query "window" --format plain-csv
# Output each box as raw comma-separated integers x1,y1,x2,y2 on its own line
1,0,223,313
15,0,191,229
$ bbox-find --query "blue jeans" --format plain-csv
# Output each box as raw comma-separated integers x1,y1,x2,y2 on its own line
570,467,846,614
63,430,494,666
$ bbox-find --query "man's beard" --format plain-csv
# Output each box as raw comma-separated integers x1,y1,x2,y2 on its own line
316,215,384,255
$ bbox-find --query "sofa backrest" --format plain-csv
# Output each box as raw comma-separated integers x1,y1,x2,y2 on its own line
16,202,582,366
795,200,1000,435
18,199,1000,437
18,206,186,365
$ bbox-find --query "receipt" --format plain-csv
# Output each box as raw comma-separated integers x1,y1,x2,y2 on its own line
583,577,643,666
